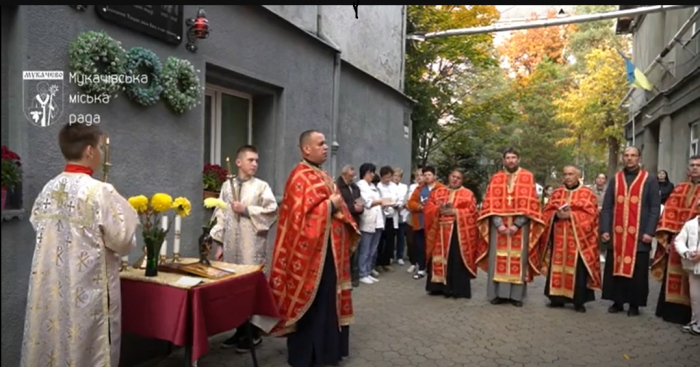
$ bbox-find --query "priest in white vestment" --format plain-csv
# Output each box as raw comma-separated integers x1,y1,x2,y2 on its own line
20,123,139,367
209,145,278,352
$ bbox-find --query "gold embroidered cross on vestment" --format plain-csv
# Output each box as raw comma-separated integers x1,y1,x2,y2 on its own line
506,169,520,206
51,181,68,207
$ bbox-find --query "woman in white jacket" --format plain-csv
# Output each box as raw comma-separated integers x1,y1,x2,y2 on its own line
674,210,700,335
356,163,387,285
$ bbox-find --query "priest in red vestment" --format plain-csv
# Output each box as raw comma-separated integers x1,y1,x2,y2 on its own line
600,146,661,316
541,165,601,312
476,147,545,307
651,155,700,326
423,169,480,298
268,130,359,367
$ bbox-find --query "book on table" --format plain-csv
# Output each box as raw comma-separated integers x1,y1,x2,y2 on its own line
158,261,235,280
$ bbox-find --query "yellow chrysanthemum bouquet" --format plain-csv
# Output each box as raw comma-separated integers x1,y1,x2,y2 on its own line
203,197,226,229
128,193,191,276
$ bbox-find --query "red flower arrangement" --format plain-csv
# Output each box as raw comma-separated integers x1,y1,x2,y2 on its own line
203,163,227,192
1,146,22,189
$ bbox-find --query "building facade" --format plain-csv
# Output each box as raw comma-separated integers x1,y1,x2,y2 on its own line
1,5,412,365
617,6,700,183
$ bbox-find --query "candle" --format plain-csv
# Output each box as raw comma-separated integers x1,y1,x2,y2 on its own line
160,215,168,257
174,215,181,254
104,136,110,163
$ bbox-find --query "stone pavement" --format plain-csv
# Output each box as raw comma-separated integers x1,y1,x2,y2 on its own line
154,266,698,367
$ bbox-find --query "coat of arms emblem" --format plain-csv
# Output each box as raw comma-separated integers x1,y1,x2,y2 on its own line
23,71,64,127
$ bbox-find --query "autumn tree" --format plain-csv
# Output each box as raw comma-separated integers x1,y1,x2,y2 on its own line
507,59,574,184
554,47,629,178
495,9,575,184
498,9,574,78
553,5,632,177
406,5,501,166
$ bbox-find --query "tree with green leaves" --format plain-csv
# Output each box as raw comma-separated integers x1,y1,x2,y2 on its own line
554,47,630,179
566,5,625,69
432,65,517,199
405,5,501,167
555,5,632,178
507,59,574,184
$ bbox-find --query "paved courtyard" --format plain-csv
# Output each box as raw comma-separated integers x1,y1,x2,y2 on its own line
155,266,698,367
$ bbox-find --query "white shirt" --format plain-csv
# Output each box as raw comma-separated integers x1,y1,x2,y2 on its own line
376,181,400,228
356,179,384,233
674,216,700,275
395,182,409,223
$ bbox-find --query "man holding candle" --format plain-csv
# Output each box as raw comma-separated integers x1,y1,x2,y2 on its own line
211,145,278,352
21,123,139,367
269,130,360,367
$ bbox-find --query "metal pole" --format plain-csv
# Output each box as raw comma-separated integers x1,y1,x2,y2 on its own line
408,5,691,40
618,8,700,107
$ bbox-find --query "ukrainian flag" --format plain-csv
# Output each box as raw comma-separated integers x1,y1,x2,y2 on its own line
617,50,653,91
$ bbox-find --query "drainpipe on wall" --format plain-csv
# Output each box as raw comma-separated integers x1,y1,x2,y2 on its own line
399,5,407,91
317,5,342,178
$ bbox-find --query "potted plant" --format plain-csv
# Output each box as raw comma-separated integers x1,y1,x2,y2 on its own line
1,146,22,211
203,163,227,199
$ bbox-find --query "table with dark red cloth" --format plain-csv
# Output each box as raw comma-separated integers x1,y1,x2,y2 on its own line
121,267,281,365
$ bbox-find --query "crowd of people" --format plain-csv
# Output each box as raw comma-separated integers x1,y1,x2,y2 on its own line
18,123,700,367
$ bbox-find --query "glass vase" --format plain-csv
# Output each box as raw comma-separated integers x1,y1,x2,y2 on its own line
144,237,163,277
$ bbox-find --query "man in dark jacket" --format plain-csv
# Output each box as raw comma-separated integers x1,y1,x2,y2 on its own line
337,164,364,287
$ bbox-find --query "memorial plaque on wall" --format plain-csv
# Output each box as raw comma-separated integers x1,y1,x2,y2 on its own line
96,5,183,45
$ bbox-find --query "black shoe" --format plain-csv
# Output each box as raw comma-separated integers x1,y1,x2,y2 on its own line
511,300,523,307
574,305,586,313
547,302,564,308
221,330,245,349
235,336,263,353
608,303,623,313
490,297,506,305
352,281,359,288
627,307,640,316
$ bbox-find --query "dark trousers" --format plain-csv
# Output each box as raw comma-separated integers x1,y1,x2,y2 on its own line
406,225,417,265
350,247,360,285
414,229,426,271
396,222,407,260
602,250,650,307
377,218,396,266
287,241,349,366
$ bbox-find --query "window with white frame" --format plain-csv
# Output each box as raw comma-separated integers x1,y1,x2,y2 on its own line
691,7,700,54
691,121,699,157
204,85,253,167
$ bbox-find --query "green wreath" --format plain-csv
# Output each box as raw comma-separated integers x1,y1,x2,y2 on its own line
162,57,201,114
68,31,127,96
124,47,164,107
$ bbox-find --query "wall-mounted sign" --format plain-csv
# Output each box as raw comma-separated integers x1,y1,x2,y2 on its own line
96,5,183,45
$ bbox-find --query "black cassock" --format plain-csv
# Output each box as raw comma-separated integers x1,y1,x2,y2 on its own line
287,240,350,367
599,167,660,307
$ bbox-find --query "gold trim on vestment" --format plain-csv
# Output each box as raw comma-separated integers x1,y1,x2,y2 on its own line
612,170,647,278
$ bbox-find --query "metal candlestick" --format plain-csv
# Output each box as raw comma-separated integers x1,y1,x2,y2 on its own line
102,136,111,182
172,253,181,262
225,157,240,222
133,246,147,269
